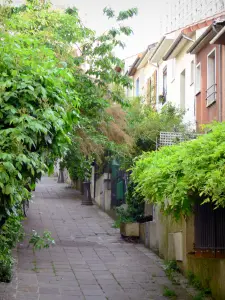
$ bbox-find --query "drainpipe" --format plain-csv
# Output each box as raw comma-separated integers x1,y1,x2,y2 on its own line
219,45,223,122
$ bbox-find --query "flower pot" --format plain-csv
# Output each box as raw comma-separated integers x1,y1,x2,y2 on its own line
120,222,139,237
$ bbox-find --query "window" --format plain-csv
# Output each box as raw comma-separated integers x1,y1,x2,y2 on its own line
180,69,186,110
190,60,194,85
195,63,201,94
206,49,216,106
162,66,167,104
136,78,140,97
171,58,176,82
194,202,225,258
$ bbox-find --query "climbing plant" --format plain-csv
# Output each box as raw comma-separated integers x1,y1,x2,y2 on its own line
132,122,225,219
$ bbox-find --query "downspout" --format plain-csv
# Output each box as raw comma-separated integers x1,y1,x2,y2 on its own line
219,45,223,122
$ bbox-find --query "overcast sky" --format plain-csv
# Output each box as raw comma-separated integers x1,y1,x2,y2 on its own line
51,0,167,60
13,0,166,60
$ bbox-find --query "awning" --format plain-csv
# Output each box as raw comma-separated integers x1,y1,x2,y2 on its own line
150,36,174,63
163,33,194,61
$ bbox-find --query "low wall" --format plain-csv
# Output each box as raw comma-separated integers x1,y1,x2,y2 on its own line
143,204,225,299
187,255,225,300
92,173,111,212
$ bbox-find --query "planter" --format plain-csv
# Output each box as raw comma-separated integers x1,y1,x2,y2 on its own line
120,222,139,237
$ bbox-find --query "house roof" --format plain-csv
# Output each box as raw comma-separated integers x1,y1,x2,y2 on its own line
127,53,143,76
136,43,157,69
163,32,194,61
210,21,225,44
150,36,174,63
182,11,225,35
187,18,225,54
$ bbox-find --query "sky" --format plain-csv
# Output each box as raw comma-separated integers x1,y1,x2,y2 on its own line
51,0,167,60
13,0,167,62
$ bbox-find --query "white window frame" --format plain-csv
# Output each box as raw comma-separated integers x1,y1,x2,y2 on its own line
190,60,194,85
195,62,201,94
136,77,140,97
171,58,176,82
206,48,216,107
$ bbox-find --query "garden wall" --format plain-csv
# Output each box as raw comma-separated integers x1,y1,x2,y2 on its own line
187,256,225,300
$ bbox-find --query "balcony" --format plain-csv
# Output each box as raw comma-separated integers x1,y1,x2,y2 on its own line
206,83,217,107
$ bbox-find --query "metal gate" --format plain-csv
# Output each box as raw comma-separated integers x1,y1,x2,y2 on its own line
111,160,126,207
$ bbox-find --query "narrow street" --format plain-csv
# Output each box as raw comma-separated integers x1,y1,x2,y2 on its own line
0,177,191,300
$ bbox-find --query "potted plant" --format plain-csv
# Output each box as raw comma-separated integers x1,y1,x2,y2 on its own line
113,180,146,237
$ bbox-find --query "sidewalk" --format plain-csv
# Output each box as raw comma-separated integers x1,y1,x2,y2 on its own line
0,177,192,300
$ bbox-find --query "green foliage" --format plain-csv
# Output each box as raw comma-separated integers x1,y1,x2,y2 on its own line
165,260,180,273
132,122,225,218
62,7,138,181
113,206,135,228
29,230,55,251
163,287,177,298
0,251,14,282
0,213,24,282
0,0,137,212
187,271,211,298
113,180,145,228
0,0,84,217
126,99,185,156
164,260,180,284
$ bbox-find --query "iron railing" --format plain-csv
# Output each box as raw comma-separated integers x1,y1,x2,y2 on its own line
206,83,216,107
194,202,225,256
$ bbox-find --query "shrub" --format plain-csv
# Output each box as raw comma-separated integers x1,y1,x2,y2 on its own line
0,213,23,282
113,179,145,228
132,122,225,218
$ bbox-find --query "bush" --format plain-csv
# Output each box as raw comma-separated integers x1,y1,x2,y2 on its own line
132,122,225,218
0,213,23,282
113,179,145,228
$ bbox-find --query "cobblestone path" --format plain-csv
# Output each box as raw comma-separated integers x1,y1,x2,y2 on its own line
0,177,192,300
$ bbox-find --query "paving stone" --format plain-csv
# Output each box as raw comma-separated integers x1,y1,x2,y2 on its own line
8,177,192,300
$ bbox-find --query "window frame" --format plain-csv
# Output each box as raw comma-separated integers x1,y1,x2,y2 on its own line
190,60,194,86
195,62,201,95
206,48,216,107
171,58,176,83
135,77,140,97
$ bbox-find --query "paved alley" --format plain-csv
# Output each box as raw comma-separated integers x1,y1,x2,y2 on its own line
0,177,192,300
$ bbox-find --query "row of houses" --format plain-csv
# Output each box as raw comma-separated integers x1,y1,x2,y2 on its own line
124,11,225,131
89,11,225,300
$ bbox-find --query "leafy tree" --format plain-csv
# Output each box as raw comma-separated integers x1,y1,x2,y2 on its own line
0,0,138,211
0,0,139,281
127,98,185,154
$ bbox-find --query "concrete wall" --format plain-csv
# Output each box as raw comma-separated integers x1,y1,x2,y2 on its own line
187,256,225,300
90,172,112,212
143,204,225,299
